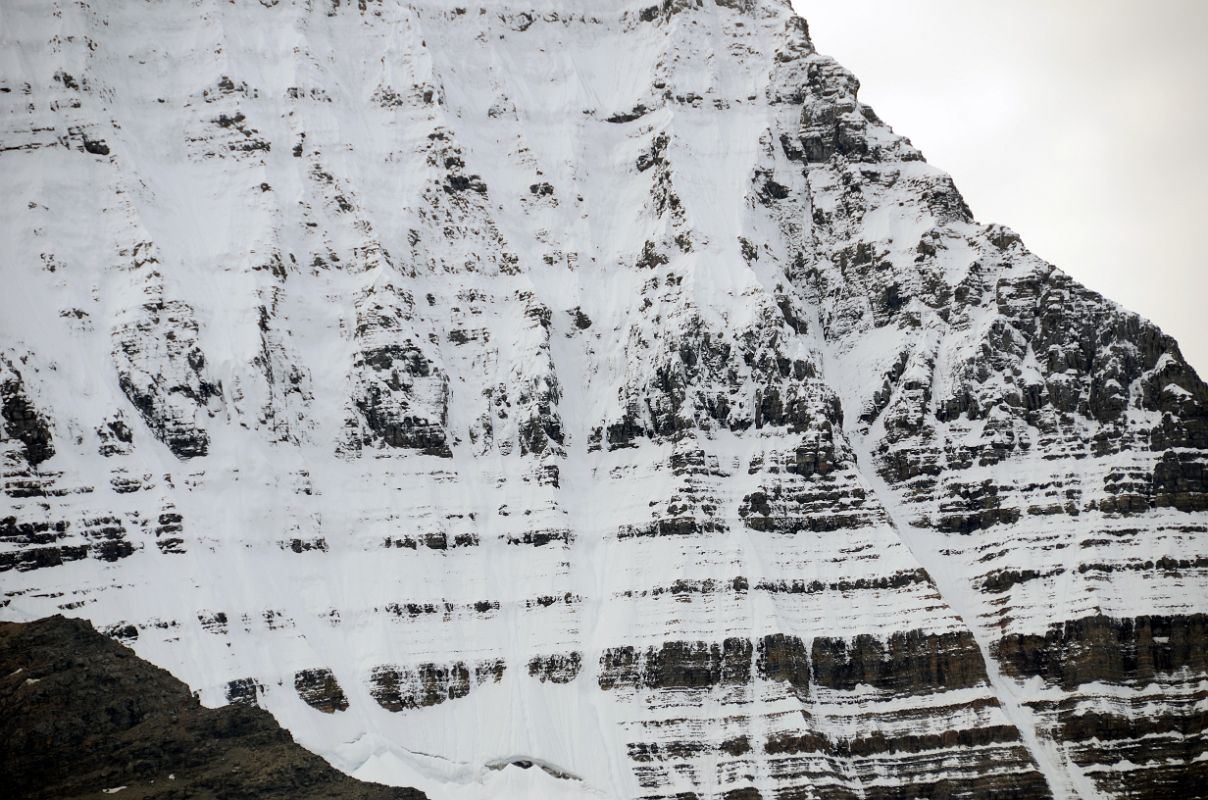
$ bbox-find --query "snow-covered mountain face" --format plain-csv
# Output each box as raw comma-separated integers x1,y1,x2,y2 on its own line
2,0,1206,798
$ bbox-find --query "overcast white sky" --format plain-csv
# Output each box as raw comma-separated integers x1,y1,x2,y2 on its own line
794,0,1208,376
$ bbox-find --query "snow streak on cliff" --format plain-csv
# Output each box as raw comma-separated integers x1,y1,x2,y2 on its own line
2,1,1206,798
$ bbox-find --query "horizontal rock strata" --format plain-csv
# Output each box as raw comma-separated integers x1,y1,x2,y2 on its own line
0,0,1204,798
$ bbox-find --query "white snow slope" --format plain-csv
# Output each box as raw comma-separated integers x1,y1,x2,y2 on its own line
1,1,1206,799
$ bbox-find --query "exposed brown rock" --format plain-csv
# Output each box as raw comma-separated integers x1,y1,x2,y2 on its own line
294,667,350,713
994,613,1208,690
811,629,987,693
598,638,752,691
0,615,426,800
370,658,504,711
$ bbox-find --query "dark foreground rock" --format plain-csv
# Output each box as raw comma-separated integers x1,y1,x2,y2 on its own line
0,615,427,800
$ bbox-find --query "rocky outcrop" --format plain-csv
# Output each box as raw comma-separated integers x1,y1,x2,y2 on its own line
113,297,221,460
294,667,350,713
1,356,55,468
527,651,582,683
369,658,505,711
598,638,753,690
0,615,426,800
810,629,986,693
